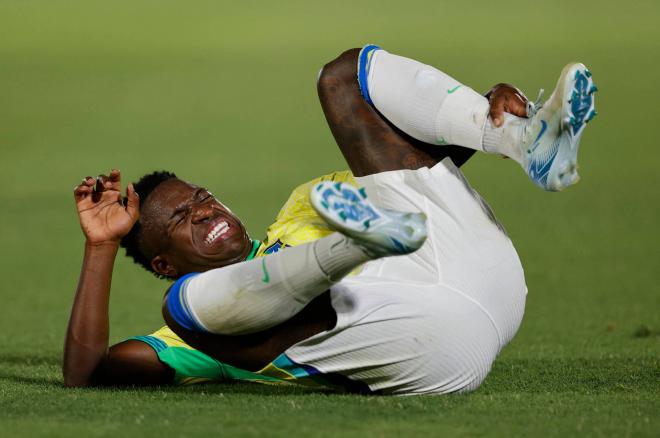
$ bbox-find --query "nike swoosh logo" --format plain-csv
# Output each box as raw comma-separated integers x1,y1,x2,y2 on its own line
447,85,462,94
529,120,548,153
530,138,560,181
261,258,270,283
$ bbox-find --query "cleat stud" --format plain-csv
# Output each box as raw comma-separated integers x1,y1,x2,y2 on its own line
585,69,592,77
590,85,598,94
358,187,368,199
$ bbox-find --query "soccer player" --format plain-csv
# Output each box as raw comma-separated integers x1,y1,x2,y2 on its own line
64,45,595,393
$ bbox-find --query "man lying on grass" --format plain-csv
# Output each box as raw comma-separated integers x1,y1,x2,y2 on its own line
65,45,596,394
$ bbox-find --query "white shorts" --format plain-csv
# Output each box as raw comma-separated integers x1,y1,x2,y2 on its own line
285,158,527,395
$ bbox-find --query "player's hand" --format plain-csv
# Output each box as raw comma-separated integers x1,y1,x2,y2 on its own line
486,83,529,127
73,169,139,245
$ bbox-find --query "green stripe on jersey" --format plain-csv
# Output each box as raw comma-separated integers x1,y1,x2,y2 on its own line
131,336,281,385
245,239,262,261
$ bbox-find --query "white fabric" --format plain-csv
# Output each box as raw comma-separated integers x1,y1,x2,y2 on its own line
285,158,527,395
482,113,526,164
367,49,489,150
184,233,369,335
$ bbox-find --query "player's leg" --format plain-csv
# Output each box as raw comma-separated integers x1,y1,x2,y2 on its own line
165,233,369,336
165,206,426,336
359,45,597,191
162,233,375,369
317,48,476,177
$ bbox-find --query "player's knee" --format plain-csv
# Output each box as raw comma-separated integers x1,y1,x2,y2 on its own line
317,48,360,90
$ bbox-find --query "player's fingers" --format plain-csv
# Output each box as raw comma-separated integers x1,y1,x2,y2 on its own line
95,174,109,193
109,169,120,181
92,174,110,202
74,177,95,201
504,91,528,118
73,183,93,202
489,94,506,127
125,183,140,221
107,168,122,189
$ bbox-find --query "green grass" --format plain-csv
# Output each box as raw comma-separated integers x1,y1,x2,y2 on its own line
0,0,658,436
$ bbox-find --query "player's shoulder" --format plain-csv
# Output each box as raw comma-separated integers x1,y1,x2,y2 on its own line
258,171,354,253
279,171,355,218
130,325,191,352
292,170,356,193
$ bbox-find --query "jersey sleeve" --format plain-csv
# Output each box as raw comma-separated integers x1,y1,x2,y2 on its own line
130,327,281,385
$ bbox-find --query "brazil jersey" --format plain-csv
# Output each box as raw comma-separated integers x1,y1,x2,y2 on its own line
131,171,356,388
254,170,356,256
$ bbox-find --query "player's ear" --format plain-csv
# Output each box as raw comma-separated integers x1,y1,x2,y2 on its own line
151,255,177,278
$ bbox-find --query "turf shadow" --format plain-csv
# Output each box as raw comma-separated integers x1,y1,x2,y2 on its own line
117,381,340,397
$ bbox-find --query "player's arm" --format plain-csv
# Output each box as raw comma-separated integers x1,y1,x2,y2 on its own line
64,170,172,387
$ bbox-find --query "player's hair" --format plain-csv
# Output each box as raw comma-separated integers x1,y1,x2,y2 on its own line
120,170,178,279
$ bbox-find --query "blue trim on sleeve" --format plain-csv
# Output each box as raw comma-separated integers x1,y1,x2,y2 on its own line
357,44,381,105
130,335,168,353
166,272,207,332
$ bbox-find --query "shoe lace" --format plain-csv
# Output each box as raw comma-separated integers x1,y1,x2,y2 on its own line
522,88,545,144
526,88,545,118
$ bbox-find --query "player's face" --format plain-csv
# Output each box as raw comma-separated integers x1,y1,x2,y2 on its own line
140,179,252,278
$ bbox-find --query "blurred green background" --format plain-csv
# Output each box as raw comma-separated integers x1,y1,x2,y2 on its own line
0,0,658,436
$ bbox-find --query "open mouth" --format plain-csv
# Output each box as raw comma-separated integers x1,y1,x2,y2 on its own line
204,220,230,245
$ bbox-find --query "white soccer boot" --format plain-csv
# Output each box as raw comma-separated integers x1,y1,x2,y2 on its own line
518,63,597,191
310,181,427,257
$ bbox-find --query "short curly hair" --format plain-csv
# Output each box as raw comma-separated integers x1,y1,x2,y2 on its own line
120,170,178,278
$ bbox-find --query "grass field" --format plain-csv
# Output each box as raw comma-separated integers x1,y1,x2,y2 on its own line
0,0,658,436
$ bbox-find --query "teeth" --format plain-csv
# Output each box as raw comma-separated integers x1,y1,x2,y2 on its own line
205,221,229,244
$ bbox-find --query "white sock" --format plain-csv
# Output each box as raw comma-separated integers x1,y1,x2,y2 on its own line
175,233,370,335
365,48,489,151
482,113,526,165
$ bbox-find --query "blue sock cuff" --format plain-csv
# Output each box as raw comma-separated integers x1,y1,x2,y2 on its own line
357,44,381,105
166,272,206,332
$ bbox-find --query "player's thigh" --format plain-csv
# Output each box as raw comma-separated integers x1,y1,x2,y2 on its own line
288,280,501,395
355,159,510,282
318,49,461,177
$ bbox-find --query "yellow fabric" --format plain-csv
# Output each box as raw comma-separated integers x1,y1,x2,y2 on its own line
255,170,355,256
149,325,195,349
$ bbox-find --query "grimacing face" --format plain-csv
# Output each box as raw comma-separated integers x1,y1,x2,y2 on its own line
138,179,252,278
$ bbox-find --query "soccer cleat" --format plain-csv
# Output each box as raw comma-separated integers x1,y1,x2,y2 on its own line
520,63,597,191
310,181,427,258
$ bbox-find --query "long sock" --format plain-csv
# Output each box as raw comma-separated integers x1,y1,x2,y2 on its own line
359,46,489,150
482,113,526,165
358,45,526,162
166,233,370,335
